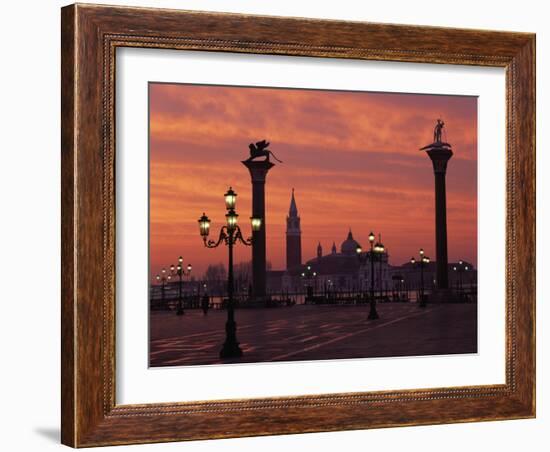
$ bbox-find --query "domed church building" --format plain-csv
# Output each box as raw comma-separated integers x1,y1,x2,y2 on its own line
274,190,476,300
281,190,393,295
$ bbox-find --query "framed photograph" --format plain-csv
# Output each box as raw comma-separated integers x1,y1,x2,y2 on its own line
61,3,535,447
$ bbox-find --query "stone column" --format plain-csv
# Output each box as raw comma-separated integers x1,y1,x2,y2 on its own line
423,143,453,290
242,160,275,299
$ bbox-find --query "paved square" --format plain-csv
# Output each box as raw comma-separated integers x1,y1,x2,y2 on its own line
149,303,477,366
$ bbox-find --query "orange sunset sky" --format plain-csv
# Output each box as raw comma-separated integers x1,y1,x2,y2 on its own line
149,83,477,279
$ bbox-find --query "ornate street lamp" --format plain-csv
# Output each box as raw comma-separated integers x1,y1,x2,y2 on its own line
410,248,430,308
198,187,261,359
356,231,379,320
170,256,192,315
155,268,171,310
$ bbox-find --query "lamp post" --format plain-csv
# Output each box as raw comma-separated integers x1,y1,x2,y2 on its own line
452,260,469,299
410,248,430,308
301,265,317,302
198,187,262,359
356,231,379,320
170,257,192,315
373,235,385,300
155,268,171,310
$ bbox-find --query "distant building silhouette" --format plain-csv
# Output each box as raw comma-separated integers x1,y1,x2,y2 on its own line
274,189,477,297
282,228,392,293
286,189,302,270
398,260,477,291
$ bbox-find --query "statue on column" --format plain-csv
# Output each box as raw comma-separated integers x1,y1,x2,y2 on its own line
433,119,445,143
419,120,454,293
420,119,451,150
246,140,283,163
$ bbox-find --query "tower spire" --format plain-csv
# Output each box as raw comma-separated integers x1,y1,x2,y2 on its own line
286,189,302,269
289,188,298,216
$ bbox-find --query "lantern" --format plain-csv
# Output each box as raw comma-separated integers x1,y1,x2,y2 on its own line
225,209,239,231
250,216,262,232
224,187,237,210
198,213,211,237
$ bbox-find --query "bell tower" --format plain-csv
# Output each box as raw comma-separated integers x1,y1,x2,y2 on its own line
286,189,302,270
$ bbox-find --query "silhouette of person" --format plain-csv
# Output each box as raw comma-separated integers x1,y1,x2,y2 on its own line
201,294,210,315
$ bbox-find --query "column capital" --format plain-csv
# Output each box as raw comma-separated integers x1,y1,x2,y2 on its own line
242,160,276,183
423,145,453,174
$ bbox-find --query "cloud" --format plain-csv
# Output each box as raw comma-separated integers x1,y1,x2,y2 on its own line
149,83,478,277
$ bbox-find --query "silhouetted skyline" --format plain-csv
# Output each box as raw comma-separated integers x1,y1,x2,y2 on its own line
149,83,477,278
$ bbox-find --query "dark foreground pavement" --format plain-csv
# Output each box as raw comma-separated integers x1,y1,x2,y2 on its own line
149,303,477,367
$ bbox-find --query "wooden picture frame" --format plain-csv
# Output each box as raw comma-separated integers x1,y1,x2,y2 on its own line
61,3,535,447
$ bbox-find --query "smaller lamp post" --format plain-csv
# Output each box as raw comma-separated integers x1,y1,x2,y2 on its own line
170,257,192,315
410,248,430,308
356,231,380,320
452,260,470,299
373,235,385,299
357,232,377,300
155,268,171,310
301,265,317,302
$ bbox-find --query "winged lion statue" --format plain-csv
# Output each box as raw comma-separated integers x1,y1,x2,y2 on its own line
245,140,282,163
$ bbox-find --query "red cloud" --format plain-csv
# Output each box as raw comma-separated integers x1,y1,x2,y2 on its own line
149,83,477,278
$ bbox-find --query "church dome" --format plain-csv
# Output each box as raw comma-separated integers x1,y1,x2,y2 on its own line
341,229,360,255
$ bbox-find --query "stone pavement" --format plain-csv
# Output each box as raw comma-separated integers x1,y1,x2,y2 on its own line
149,303,477,367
